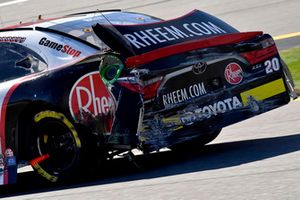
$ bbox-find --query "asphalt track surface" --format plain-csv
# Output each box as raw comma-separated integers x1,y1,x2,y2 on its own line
0,0,300,199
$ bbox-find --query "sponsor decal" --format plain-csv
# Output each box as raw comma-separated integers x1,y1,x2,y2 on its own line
180,96,242,124
106,10,238,55
123,21,227,49
38,37,81,57
69,71,115,122
252,63,263,71
265,57,280,74
240,79,286,106
194,96,242,118
251,57,281,73
224,63,243,85
0,36,26,43
162,82,207,106
192,62,207,75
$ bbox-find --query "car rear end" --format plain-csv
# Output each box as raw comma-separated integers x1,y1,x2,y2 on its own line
129,32,295,150
91,9,296,151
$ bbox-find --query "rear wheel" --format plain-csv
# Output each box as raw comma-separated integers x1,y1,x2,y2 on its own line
28,110,82,182
170,129,222,152
281,59,295,88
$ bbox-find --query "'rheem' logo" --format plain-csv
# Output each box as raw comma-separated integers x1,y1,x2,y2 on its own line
69,71,115,121
224,63,243,85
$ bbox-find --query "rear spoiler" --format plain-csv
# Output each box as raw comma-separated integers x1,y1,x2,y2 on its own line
93,10,240,56
125,31,263,67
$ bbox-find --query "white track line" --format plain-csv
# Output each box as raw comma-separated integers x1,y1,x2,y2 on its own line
0,0,28,8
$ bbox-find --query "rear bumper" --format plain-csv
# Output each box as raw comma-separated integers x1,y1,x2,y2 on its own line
139,71,291,151
169,77,290,127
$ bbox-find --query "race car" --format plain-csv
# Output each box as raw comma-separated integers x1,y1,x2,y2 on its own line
0,9,296,184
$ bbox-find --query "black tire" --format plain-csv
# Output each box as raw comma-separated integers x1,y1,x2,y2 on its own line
170,129,222,152
281,59,295,88
28,110,83,182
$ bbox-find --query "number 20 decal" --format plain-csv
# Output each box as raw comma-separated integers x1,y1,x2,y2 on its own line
265,57,280,74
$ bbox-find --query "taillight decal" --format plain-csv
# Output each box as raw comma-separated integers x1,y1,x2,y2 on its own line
241,45,278,65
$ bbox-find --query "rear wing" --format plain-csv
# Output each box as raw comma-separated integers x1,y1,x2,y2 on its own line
125,31,263,68
92,10,239,56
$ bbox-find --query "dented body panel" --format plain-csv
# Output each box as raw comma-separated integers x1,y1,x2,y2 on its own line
136,45,290,151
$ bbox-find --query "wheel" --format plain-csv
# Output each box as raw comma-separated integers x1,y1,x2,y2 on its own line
281,59,295,88
28,110,82,182
170,129,222,152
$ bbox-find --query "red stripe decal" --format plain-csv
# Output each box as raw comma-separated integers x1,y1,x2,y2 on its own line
1,83,21,185
240,45,278,65
0,83,20,152
125,32,263,67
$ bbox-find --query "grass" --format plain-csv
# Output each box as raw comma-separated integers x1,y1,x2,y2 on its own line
280,46,300,93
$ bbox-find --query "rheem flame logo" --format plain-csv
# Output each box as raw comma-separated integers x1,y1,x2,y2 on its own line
69,71,115,122
224,63,243,85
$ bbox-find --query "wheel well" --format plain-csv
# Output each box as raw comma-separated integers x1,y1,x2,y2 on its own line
16,101,62,160
16,101,96,161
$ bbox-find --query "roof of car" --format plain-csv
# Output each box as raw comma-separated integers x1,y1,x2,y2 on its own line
2,10,161,30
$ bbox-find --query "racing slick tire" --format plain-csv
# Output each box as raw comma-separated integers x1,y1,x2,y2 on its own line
169,129,222,152
27,110,84,182
281,59,295,88
281,59,297,99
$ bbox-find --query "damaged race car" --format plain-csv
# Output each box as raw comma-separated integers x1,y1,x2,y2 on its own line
0,9,296,184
